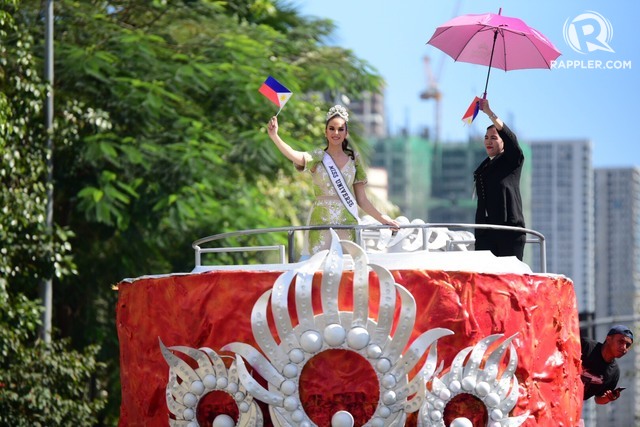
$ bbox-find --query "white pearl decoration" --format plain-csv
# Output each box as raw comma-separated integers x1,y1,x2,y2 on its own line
212,414,235,427
216,376,228,389
475,381,490,397
289,348,305,363
183,408,195,421
376,358,392,373
182,392,197,407
292,409,305,422
203,374,217,389
378,406,391,418
283,363,298,378
331,410,354,427
429,410,443,421
324,323,346,346
281,379,296,395
300,330,323,353
382,390,397,405
484,392,500,407
190,380,205,395
450,418,473,427
381,373,397,389
366,344,383,359
490,408,504,421
283,396,298,412
449,380,461,392
438,388,451,400
461,376,476,391
347,327,370,350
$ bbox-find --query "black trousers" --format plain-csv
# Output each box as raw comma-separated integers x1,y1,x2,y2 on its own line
474,229,525,261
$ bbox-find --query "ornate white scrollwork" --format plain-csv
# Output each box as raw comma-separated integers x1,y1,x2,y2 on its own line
160,340,263,427
161,229,526,427
224,229,453,426
418,334,529,427
361,216,475,253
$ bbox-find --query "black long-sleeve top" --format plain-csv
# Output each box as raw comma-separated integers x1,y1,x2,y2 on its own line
473,123,525,228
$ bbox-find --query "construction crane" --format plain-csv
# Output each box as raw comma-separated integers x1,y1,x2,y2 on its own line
420,0,463,144
419,55,442,143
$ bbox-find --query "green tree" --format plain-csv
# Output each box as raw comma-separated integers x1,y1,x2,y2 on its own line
0,0,106,424
0,289,106,426
6,0,383,423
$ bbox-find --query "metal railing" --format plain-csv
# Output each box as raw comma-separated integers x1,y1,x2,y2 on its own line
192,223,546,273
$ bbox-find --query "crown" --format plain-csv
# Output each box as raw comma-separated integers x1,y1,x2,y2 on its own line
326,104,349,122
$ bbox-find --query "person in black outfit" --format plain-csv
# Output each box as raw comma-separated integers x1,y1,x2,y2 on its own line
581,325,633,404
473,99,526,260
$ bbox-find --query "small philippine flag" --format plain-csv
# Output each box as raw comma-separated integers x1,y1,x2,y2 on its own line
259,76,292,109
461,96,482,125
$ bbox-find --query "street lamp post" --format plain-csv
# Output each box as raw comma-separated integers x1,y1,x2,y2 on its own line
39,0,54,345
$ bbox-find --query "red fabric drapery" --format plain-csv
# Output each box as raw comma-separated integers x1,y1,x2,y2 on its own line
116,269,582,426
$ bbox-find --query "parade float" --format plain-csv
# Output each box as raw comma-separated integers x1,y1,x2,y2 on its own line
115,222,582,427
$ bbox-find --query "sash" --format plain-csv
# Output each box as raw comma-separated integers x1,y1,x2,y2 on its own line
321,153,360,222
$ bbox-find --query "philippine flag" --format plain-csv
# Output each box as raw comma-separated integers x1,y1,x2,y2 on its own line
259,76,292,108
461,96,481,125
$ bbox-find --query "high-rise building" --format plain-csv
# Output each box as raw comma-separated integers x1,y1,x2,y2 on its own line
327,90,386,138
348,91,387,138
529,139,595,313
427,141,485,224
370,134,432,220
586,167,640,427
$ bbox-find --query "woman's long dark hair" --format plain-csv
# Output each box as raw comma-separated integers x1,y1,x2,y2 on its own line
325,115,355,160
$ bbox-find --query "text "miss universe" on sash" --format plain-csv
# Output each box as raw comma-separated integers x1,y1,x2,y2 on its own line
327,164,355,207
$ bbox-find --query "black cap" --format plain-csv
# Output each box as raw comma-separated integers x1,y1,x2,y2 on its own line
607,325,634,342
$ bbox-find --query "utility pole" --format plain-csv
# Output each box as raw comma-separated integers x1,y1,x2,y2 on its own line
39,0,54,345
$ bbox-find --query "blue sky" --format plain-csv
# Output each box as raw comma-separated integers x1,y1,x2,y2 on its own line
296,0,639,167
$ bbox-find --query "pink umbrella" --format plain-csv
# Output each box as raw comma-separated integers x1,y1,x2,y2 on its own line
427,8,561,98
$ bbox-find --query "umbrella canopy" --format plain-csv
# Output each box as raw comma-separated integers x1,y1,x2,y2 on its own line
427,9,561,96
